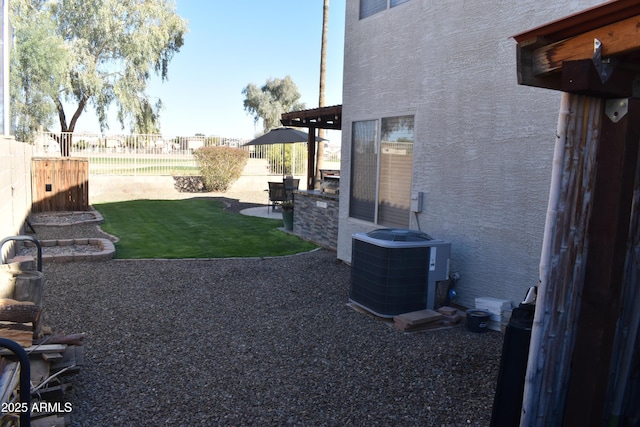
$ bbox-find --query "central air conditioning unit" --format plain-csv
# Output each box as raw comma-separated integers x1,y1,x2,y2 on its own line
349,228,451,317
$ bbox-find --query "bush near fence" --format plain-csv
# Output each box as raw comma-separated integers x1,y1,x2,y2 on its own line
193,146,249,192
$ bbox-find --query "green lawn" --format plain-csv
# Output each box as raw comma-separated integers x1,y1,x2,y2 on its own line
88,156,200,175
94,198,316,259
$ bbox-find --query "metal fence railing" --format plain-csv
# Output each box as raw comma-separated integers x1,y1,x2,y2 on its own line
34,131,341,177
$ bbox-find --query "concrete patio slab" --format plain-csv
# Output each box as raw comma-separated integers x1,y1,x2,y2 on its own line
240,206,282,220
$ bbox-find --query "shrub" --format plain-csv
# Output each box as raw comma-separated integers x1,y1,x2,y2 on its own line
193,146,249,192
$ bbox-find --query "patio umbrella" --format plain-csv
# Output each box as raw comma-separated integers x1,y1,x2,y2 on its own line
243,128,326,178
243,127,326,146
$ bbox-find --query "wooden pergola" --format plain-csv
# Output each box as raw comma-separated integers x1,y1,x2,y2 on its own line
513,2,640,426
280,105,342,189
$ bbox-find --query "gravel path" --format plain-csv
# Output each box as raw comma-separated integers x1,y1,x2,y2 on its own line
31,203,504,427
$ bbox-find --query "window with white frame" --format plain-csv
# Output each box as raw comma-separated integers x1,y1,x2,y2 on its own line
360,0,411,19
349,115,414,227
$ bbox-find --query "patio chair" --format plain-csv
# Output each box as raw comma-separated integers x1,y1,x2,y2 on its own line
284,177,300,200
267,181,288,212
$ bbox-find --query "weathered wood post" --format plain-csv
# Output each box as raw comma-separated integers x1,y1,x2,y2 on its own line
513,3,640,426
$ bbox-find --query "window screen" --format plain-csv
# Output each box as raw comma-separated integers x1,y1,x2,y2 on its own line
390,0,411,7
349,120,378,222
378,116,413,227
360,0,386,19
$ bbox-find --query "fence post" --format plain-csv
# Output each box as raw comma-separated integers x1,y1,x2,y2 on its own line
133,135,137,177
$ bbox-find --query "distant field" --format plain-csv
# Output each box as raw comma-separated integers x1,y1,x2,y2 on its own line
85,155,200,175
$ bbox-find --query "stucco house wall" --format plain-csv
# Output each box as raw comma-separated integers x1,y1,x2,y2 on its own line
0,137,34,259
337,0,603,308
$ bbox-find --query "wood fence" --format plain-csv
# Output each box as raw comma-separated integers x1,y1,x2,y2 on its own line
31,158,89,212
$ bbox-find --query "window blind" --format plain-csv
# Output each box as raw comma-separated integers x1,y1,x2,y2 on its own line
378,116,413,227
360,0,386,19
349,120,378,222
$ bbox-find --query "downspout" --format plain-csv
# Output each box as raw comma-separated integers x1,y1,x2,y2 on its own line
520,92,571,426
2,0,9,135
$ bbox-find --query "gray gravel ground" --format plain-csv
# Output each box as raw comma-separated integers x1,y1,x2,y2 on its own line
30,198,505,427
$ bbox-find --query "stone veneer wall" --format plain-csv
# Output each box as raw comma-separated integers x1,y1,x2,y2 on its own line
292,191,339,250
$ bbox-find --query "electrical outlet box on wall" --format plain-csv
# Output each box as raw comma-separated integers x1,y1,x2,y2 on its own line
410,191,423,213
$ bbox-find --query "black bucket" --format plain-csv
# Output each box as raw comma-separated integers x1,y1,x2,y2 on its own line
466,309,491,333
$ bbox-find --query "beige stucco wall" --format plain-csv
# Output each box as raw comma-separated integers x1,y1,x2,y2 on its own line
337,0,603,308
0,137,34,259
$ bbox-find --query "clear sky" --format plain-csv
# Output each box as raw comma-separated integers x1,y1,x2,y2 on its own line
73,0,346,141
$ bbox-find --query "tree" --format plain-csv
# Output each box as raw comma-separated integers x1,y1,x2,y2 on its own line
10,0,188,153
10,2,69,143
315,0,330,188
242,76,305,133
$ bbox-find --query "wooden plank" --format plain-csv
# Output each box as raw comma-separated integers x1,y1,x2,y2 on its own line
440,312,463,325
394,309,442,326
0,344,66,356
30,358,50,387
529,14,640,76
521,94,604,426
41,352,63,362
0,362,19,404
605,136,640,425
561,59,638,98
0,323,33,347
34,383,71,402
562,98,640,426
513,2,640,44
437,306,457,316
50,346,83,375
393,309,444,332
38,333,86,346
31,414,68,427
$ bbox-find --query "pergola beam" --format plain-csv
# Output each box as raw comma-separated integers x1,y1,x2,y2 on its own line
527,14,640,77
281,105,342,130
514,2,640,95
